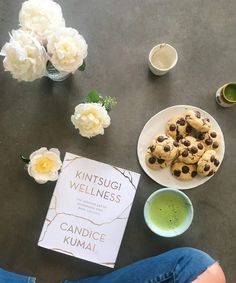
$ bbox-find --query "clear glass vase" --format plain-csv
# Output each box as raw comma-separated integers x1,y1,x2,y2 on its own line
46,61,71,81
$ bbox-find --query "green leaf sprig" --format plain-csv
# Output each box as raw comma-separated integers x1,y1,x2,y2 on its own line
86,90,117,112
20,155,30,164
78,60,86,71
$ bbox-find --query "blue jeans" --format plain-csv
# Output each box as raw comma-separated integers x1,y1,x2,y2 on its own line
0,248,215,283
0,269,36,283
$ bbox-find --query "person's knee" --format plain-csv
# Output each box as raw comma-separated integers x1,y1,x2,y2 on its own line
172,247,218,283
173,247,213,261
173,247,205,254
192,262,226,283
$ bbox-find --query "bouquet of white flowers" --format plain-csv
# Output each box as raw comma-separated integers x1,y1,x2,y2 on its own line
0,0,88,82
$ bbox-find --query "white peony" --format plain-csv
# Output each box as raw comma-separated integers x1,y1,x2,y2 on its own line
47,27,88,73
71,103,111,138
28,147,62,184
19,0,65,43
0,29,47,81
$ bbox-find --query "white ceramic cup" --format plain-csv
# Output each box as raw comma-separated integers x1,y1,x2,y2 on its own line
144,188,193,237
215,82,236,107
148,43,178,76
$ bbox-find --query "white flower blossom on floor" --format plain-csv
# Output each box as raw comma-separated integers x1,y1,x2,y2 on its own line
27,147,62,184
71,103,111,138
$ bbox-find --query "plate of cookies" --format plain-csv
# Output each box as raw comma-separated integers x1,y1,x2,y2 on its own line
137,105,225,189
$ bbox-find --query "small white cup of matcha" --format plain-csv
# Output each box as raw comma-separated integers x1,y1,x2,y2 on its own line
148,43,178,76
216,82,236,107
144,188,193,237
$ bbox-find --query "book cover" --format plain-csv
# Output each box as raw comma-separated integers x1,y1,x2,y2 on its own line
38,152,140,268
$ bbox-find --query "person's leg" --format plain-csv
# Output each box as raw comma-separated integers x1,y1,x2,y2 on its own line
192,262,226,283
62,247,222,283
0,268,36,283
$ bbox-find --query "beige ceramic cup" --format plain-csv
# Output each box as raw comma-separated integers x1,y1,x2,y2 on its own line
148,43,178,76
215,82,236,107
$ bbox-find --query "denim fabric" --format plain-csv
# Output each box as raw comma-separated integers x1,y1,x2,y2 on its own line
62,247,215,283
0,268,36,283
0,248,215,283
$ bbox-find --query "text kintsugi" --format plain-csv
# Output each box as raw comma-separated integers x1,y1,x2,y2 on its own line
69,170,122,203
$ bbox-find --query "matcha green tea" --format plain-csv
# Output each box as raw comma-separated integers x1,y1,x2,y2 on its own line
148,192,189,230
224,84,236,102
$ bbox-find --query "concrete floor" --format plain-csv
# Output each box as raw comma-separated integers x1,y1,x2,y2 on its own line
0,0,235,282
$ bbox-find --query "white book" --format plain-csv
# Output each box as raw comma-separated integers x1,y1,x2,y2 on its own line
38,152,140,268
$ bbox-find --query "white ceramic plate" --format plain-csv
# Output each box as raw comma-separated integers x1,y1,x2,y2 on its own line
137,105,225,190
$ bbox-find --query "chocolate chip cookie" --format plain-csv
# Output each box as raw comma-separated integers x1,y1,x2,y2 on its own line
197,150,220,177
151,134,179,161
145,152,171,170
171,161,197,180
178,136,205,164
185,110,211,133
166,116,192,141
196,130,220,152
